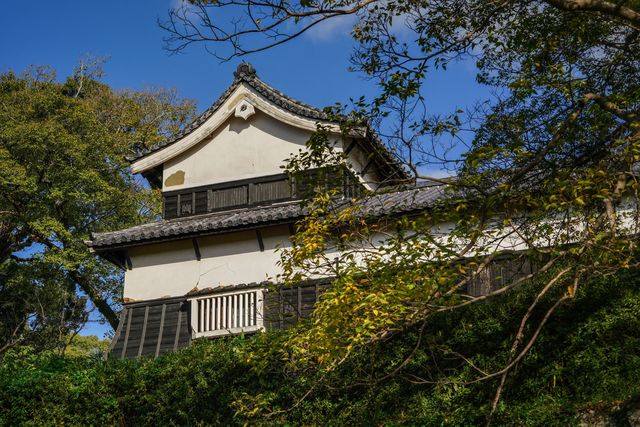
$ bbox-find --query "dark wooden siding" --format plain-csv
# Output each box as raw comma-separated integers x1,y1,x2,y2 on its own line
261,256,539,327
466,256,536,296
110,255,540,359
263,282,330,329
194,190,208,215
262,257,538,329
211,186,247,210
163,194,178,219
109,298,190,359
163,168,361,220
251,180,292,204
291,167,346,199
109,284,328,358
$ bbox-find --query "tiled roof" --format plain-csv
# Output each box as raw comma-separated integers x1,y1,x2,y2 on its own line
89,182,446,250
127,63,409,181
128,63,326,162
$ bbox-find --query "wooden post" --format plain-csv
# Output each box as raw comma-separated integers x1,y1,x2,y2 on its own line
137,305,150,357
155,304,166,358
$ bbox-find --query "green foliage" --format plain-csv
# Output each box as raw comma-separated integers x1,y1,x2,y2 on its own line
63,334,110,358
151,1,640,419
230,2,640,405
0,63,195,352
2,270,639,425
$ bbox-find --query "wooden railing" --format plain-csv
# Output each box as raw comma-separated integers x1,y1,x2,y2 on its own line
189,289,264,338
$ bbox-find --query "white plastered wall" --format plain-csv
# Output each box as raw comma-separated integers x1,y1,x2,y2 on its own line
121,218,458,302
123,225,292,301
132,81,379,192
121,218,545,302
161,109,377,192
122,197,640,302
162,111,314,191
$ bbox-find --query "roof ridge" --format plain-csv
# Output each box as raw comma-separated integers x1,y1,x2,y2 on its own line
239,67,328,120
128,63,330,162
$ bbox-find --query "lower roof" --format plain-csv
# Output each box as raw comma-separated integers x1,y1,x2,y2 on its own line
88,182,446,252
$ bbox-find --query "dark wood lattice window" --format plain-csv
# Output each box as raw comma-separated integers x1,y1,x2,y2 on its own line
467,256,536,296
161,168,363,220
163,195,178,219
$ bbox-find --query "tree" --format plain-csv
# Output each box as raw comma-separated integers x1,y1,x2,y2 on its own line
0,62,195,353
161,0,640,420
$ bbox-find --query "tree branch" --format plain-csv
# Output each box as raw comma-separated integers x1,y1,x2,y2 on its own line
544,0,640,30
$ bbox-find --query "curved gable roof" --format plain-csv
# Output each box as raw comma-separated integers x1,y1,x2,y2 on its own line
129,63,409,182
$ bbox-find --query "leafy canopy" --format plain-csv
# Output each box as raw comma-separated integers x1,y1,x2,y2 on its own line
160,0,640,419
0,62,195,353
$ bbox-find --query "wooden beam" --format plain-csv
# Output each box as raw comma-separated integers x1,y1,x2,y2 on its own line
137,306,149,357
108,309,127,354
256,229,265,252
344,138,357,156
192,238,201,261
360,157,375,176
120,308,133,359
173,308,182,351
155,304,166,358
106,252,127,271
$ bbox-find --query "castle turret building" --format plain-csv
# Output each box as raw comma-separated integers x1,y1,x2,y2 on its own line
88,64,447,358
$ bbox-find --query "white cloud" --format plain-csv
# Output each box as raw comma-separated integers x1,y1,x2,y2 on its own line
388,13,414,40
304,9,412,43
304,14,357,42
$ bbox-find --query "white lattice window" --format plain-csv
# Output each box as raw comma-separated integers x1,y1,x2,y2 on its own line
189,289,264,338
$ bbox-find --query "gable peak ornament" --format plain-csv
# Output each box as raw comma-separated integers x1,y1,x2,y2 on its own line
234,62,256,79
234,99,256,120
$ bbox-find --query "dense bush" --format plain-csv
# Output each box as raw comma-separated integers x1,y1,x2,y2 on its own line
1,270,639,426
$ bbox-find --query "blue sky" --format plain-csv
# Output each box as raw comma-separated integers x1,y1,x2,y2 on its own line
0,1,487,117
1,1,489,338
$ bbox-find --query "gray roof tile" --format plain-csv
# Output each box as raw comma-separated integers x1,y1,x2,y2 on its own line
89,183,446,250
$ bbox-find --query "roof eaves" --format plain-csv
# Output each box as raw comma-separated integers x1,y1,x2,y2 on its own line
90,201,305,251
88,183,447,252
